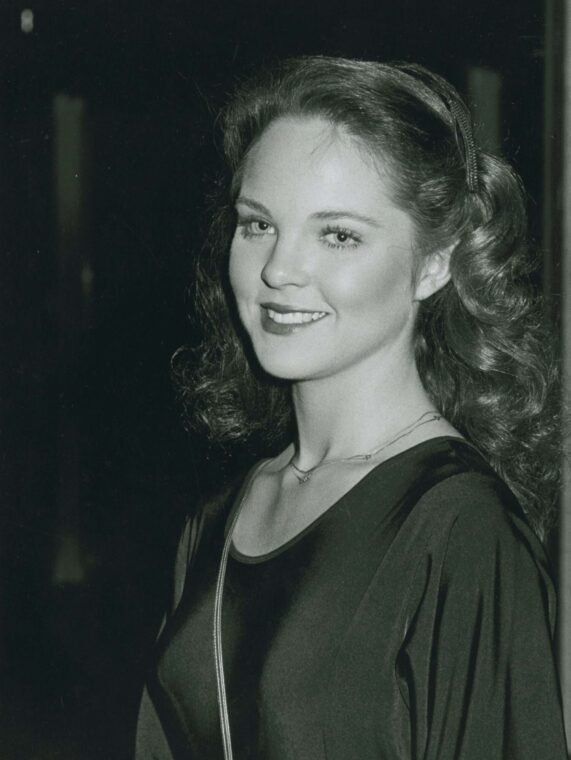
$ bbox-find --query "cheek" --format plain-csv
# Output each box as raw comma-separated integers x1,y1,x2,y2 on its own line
332,257,413,318
228,244,253,301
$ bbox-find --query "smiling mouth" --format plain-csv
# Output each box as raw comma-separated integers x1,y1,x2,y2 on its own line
260,305,328,335
265,308,327,325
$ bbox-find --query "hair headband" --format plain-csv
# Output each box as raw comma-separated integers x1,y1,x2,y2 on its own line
447,98,479,193
390,64,480,193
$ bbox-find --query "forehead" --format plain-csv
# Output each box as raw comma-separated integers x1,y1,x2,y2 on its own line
239,117,398,216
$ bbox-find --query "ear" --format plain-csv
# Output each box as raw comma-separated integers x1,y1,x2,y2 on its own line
413,245,454,301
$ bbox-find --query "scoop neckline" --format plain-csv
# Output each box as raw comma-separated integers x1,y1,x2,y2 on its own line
229,435,474,565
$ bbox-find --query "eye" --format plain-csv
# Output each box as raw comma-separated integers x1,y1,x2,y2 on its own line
321,226,361,250
237,217,277,239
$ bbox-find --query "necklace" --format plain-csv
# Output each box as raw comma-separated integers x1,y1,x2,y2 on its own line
288,411,442,484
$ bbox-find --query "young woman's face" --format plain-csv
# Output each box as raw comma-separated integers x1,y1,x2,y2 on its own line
229,117,422,384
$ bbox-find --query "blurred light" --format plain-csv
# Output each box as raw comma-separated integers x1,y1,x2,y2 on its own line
21,9,34,34
80,264,94,298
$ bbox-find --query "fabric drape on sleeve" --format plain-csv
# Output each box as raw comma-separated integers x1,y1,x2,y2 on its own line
398,490,567,760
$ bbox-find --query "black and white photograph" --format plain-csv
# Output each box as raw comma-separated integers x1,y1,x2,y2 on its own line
0,1,569,757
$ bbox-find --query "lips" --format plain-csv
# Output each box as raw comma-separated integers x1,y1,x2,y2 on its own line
266,308,326,324
260,303,328,335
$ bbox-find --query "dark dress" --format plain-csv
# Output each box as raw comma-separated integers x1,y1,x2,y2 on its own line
135,437,568,759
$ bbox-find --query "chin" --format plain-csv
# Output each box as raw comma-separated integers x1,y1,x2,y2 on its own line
256,358,308,382
252,348,319,382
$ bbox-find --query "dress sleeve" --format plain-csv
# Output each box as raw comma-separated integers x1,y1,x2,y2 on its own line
135,686,175,760
135,513,201,759
398,491,568,760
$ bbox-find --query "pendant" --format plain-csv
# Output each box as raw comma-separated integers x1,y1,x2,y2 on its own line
289,461,313,484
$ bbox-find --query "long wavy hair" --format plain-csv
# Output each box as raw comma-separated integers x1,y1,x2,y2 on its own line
174,56,561,539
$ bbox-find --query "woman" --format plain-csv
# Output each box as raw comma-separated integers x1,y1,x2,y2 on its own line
136,57,568,759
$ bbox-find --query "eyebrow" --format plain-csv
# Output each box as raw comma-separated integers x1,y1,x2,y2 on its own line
235,197,271,216
311,210,383,228
235,197,383,228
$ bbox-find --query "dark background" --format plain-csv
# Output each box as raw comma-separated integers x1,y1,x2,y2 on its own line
0,1,555,757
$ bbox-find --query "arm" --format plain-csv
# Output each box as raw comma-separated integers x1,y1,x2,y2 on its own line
135,686,175,760
398,488,568,759
134,513,200,759
134,477,243,759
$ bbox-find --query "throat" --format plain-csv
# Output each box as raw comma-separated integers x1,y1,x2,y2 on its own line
289,410,443,480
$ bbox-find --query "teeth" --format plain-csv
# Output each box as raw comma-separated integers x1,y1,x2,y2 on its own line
266,308,326,325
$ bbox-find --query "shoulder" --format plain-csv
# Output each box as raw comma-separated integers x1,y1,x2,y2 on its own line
413,467,546,564
170,464,255,610
195,461,260,522
392,438,541,560
408,468,557,622
415,468,534,549
178,458,269,550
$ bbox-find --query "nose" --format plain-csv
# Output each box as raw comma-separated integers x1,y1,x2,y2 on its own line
261,235,309,289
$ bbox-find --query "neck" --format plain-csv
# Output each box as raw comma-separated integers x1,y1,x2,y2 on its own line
291,353,436,470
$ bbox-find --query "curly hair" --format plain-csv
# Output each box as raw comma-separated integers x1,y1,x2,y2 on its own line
173,56,561,539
